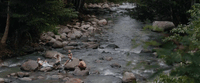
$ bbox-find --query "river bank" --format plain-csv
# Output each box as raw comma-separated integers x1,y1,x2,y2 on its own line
0,3,171,83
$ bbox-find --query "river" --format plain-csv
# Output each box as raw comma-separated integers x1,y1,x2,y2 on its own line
0,3,171,83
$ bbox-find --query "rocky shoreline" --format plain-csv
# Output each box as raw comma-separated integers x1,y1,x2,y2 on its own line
0,3,138,83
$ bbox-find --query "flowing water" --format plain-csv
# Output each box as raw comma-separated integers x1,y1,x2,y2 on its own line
0,3,171,83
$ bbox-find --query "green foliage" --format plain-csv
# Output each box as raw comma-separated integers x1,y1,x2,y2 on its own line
143,25,164,32
10,0,77,33
143,40,160,49
155,3,200,83
131,0,193,26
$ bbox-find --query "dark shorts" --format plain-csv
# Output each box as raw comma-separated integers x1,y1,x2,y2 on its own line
54,62,61,66
78,66,86,70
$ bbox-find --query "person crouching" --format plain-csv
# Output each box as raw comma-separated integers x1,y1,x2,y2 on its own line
78,59,86,70
53,53,62,67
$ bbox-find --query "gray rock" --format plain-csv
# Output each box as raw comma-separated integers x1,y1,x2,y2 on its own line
67,32,76,39
81,24,90,29
110,63,121,68
102,3,110,9
63,77,69,81
51,75,63,80
106,44,119,49
10,73,16,76
45,51,65,58
37,76,44,79
68,42,79,46
40,33,53,41
48,38,56,43
62,41,69,47
122,72,136,83
64,58,79,70
52,41,63,48
73,67,89,76
0,78,4,83
63,46,76,50
55,35,62,41
58,25,71,34
19,77,32,81
152,21,175,31
60,33,67,40
104,56,113,61
46,31,55,37
98,19,107,26
73,29,82,38
65,78,83,83
21,60,38,71
17,72,25,77
85,42,99,49
39,67,53,72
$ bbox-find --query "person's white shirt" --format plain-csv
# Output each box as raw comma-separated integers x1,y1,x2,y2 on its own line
54,53,62,63
42,60,53,67
38,60,43,65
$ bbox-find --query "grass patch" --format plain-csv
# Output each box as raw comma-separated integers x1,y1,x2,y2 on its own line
143,25,164,32
126,61,132,66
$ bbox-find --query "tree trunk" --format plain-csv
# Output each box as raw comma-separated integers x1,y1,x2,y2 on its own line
1,1,10,46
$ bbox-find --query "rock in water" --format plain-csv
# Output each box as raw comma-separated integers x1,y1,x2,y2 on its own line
110,63,121,68
52,41,63,48
122,72,136,83
152,21,175,31
0,78,4,83
19,77,32,81
45,51,65,58
64,58,79,70
65,78,83,83
51,75,64,80
98,19,107,26
73,67,89,76
21,60,38,71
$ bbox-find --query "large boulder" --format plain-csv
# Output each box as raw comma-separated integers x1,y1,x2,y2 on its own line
102,3,110,9
62,41,69,47
40,33,53,41
19,77,32,81
55,35,62,41
63,46,76,50
39,67,53,72
64,58,79,70
122,72,136,83
65,78,84,83
67,32,76,39
73,29,82,38
0,78,4,83
46,31,55,37
73,67,89,76
50,75,64,80
81,24,90,30
152,21,175,31
17,72,29,77
21,60,38,71
98,19,107,26
45,51,65,58
52,41,63,48
110,63,121,68
58,25,71,34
